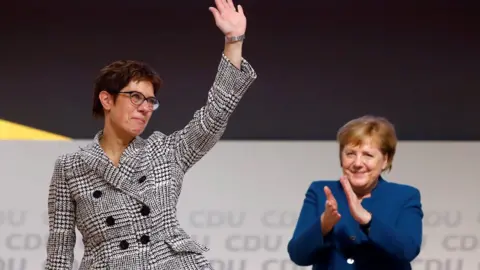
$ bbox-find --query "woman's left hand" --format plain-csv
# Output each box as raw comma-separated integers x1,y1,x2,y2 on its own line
209,0,246,37
340,176,372,225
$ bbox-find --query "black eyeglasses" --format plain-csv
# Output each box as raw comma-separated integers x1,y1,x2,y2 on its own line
117,91,159,111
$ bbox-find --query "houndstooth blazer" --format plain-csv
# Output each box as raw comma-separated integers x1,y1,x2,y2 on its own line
45,54,257,270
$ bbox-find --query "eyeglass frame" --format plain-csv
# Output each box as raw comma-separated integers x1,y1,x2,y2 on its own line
115,90,160,111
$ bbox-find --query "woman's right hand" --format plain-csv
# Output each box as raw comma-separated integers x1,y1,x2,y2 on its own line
320,186,341,235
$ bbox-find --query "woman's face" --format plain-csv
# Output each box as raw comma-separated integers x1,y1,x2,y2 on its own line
100,80,155,138
340,139,388,191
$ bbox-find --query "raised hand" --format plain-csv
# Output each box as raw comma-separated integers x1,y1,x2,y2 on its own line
209,0,246,37
320,186,341,235
340,176,372,225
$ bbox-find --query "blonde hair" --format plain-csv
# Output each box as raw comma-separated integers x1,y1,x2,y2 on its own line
336,115,397,172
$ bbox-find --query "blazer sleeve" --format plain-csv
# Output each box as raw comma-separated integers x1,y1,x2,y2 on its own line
287,183,334,266
363,187,423,262
45,157,77,270
153,53,257,172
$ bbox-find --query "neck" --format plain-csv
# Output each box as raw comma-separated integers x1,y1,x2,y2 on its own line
352,179,378,199
99,121,134,157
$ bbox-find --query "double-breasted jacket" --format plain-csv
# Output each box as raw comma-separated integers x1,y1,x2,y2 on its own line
45,54,257,270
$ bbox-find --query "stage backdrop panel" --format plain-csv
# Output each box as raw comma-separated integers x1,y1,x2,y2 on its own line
0,140,478,270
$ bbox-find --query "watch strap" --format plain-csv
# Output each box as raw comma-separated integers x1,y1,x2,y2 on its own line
225,34,245,43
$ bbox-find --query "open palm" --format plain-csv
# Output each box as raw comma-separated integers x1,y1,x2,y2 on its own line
321,186,341,235
209,0,246,37
340,176,371,224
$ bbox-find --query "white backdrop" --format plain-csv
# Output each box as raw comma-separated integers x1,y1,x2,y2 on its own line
0,140,478,270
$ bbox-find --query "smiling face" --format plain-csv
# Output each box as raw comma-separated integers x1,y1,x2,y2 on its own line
99,80,156,137
336,115,397,193
341,139,388,190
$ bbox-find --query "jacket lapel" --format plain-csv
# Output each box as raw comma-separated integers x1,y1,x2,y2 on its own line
117,138,153,206
78,130,151,206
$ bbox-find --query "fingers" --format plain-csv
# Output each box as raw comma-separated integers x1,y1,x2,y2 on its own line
208,7,221,21
342,176,357,204
340,179,353,206
226,0,235,9
214,0,226,12
340,175,350,189
237,5,244,15
331,209,341,219
215,0,238,13
322,191,341,233
324,186,336,203
325,201,341,218
325,200,338,212
324,186,338,215
323,186,340,221
340,176,353,196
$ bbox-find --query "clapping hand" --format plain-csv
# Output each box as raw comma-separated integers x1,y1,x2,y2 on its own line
340,176,372,225
321,176,373,235
320,186,341,235
209,0,246,37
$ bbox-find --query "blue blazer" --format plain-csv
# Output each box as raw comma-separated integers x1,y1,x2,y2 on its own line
287,177,423,270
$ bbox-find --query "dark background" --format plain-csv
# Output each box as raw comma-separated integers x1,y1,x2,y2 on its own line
1,0,479,140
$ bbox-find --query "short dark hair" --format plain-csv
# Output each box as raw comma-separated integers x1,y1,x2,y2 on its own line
92,60,163,118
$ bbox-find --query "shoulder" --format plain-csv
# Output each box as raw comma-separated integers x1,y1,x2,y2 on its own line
145,131,172,153
53,153,69,168
380,178,422,204
56,149,83,165
52,150,83,178
308,180,339,191
382,179,421,197
147,131,167,143
303,180,340,198
146,131,175,148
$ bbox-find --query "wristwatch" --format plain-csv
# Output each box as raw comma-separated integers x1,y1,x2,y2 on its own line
225,34,245,43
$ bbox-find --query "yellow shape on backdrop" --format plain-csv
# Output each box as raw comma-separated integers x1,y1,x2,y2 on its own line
0,119,71,141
